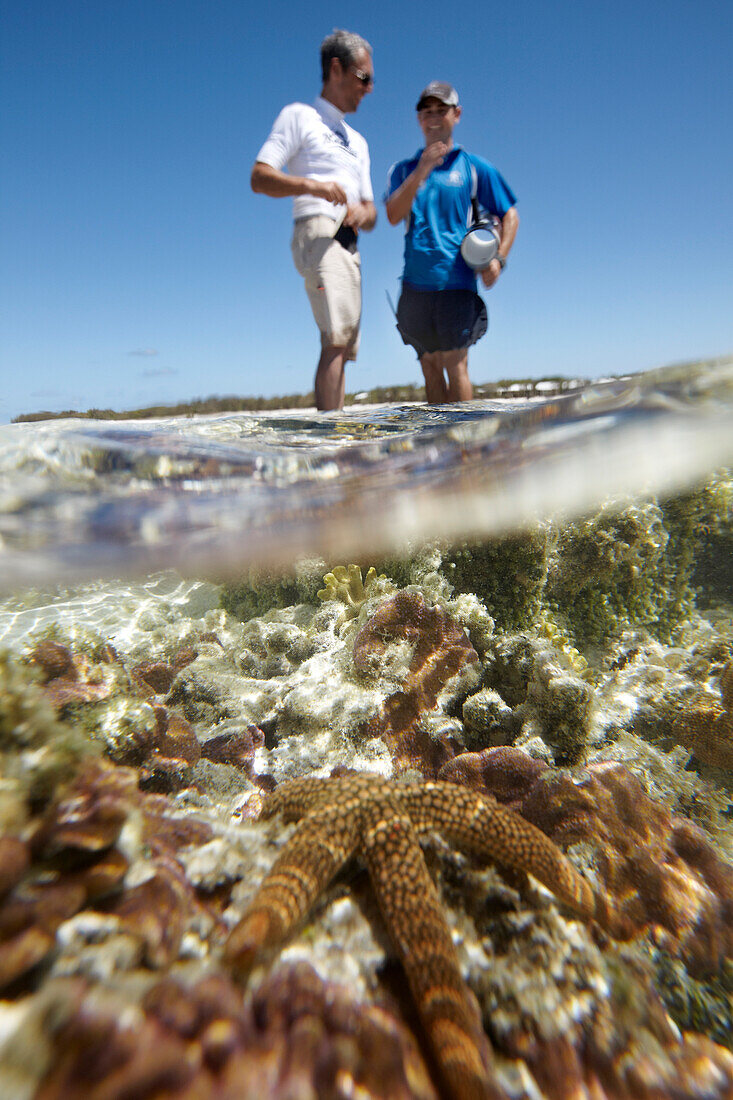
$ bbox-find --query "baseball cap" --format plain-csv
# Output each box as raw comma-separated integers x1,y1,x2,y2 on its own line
416,81,459,110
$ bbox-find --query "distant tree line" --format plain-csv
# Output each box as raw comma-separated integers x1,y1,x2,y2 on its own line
11,378,589,424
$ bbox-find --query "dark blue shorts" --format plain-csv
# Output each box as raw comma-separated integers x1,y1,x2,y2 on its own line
396,283,488,358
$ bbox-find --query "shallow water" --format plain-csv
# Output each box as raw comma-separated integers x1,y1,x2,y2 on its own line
2,359,732,593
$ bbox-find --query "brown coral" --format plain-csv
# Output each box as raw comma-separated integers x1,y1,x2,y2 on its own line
131,645,198,697
0,758,214,993
441,747,733,976
667,657,733,769
30,758,139,858
103,702,203,793
36,964,436,1100
29,640,114,710
28,638,206,790
522,1027,733,1100
0,882,83,989
0,836,30,897
440,746,547,808
201,724,265,771
353,592,479,775
112,855,201,968
29,641,76,681
134,707,202,791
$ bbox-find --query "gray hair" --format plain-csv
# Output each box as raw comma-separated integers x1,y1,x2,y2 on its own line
320,29,372,83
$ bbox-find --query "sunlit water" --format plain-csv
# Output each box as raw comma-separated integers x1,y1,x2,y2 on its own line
1,360,732,611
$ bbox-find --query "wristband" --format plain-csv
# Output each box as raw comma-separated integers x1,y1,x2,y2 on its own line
497,254,507,270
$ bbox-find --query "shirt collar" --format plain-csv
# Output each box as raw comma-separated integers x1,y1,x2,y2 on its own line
315,95,346,128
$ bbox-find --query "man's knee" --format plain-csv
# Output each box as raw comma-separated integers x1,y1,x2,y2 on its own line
318,344,347,366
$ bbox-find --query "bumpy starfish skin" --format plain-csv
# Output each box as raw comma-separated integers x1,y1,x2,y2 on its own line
359,792,494,1099
225,775,631,1100
225,797,362,972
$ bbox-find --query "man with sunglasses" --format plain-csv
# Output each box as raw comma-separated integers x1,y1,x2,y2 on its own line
252,30,376,411
385,82,519,403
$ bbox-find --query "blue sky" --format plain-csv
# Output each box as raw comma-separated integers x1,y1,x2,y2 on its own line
2,0,732,423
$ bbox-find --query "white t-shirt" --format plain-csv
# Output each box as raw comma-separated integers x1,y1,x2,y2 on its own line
256,96,373,222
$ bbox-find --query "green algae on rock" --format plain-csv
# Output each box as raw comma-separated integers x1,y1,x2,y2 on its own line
219,558,327,622
404,469,733,661
438,527,552,633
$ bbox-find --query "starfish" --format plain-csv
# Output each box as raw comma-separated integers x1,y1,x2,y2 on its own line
225,774,630,1100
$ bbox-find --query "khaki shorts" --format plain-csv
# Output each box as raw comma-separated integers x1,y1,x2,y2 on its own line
291,215,362,359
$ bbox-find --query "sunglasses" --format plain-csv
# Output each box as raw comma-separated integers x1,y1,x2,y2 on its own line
350,66,374,87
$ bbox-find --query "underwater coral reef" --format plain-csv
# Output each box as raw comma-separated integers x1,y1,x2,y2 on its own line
1,475,732,1099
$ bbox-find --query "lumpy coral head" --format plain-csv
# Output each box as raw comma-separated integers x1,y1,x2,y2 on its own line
443,749,733,976
353,592,479,774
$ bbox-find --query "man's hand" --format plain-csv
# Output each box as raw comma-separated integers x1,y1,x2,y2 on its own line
385,142,448,225
481,208,518,285
480,259,502,288
343,200,377,232
342,202,371,229
417,141,449,176
308,179,349,205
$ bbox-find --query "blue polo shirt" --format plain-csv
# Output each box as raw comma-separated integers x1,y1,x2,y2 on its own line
385,147,517,290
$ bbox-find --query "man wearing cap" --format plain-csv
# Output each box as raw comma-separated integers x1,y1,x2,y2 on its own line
251,30,376,411
385,82,518,403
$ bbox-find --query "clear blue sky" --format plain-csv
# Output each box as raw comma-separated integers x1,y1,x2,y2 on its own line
2,0,732,423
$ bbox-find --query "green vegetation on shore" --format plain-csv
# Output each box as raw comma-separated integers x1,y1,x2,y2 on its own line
11,354,732,423
11,377,579,424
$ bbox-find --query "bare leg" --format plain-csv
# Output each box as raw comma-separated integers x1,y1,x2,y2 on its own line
420,349,472,404
444,349,472,402
420,351,449,404
315,345,347,411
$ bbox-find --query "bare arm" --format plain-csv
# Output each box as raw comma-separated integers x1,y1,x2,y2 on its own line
480,206,519,288
251,161,348,206
384,143,449,225
251,162,375,231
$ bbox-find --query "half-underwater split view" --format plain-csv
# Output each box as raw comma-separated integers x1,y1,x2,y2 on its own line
4,1,733,1096
1,359,732,1099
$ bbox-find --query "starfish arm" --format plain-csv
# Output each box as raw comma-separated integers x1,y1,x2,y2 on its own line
401,783,631,939
261,773,385,823
225,804,359,975
361,798,498,1100
260,776,341,822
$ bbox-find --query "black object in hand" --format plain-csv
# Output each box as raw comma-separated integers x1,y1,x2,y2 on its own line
333,223,358,252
